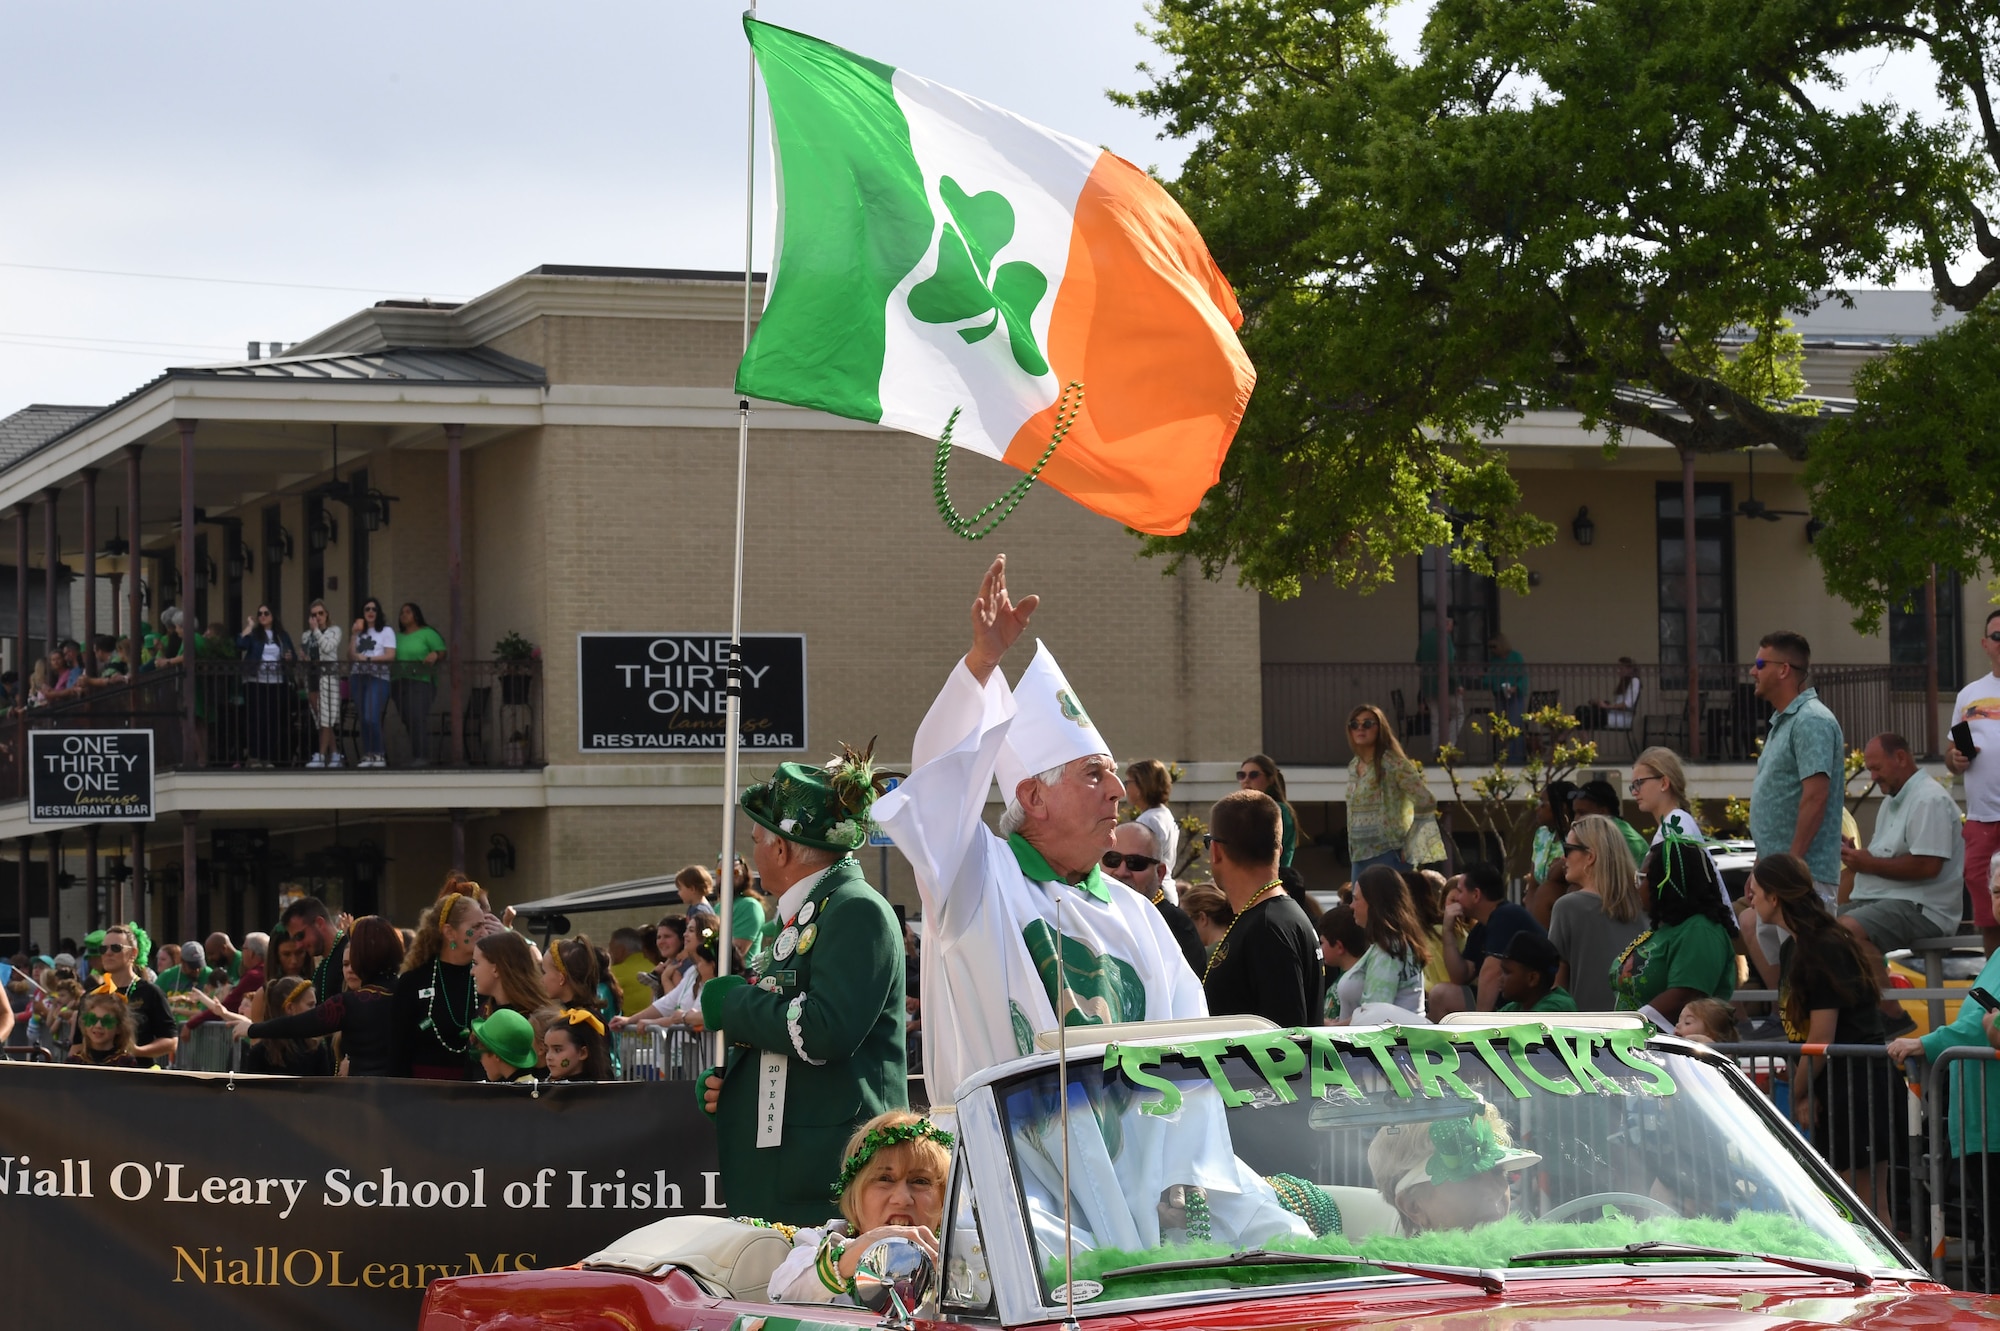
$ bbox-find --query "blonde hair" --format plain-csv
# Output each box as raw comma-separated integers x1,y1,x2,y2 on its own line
402,891,486,973
1678,997,1738,1042
1633,746,1690,811
1567,815,1641,923
1178,883,1233,927
836,1110,951,1230
1125,759,1173,809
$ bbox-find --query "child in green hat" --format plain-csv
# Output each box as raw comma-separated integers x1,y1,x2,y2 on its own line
471,1008,540,1084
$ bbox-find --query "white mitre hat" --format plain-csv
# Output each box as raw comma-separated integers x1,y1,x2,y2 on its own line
995,640,1112,805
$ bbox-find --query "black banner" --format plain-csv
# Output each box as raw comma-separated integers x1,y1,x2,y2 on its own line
578,632,807,752
29,728,154,823
0,1065,721,1329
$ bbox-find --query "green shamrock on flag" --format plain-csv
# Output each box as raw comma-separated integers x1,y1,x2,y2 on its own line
907,177,1051,377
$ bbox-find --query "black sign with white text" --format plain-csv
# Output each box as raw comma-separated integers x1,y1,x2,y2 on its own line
28,728,154,823
0,1064,723,1330
578,632,807,752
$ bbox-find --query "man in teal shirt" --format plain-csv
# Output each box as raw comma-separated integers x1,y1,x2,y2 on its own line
1746,629,1845,978
394,602,448,767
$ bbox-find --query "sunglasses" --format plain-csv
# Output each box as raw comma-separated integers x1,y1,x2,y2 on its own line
1101,851,1158,872
1235,770,1263,782
1202,833,1224,850
1561,842,1588,855
258,610,272,617
79,1013,119,1030
288,931,309,944
1987,631,2000,644
1347,718,1378,732
100,942,125,955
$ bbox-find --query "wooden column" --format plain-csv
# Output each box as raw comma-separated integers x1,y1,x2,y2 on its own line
1925,564,1941,758
42,488,59,665
45,831,61,949
445,423,465,766
180,810,198,942
1682,447,1701,760
85,824,100,932
14,836,26,953
179,422,197,765
81,469,96,672
129,823,146,932
126,447,143,652
451,807,467,874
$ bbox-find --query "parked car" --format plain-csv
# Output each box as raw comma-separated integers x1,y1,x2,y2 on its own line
421,1013,1985,1329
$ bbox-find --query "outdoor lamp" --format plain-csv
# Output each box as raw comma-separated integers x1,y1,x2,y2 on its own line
226,541,253,581
309,510,337,553
1571,506,1596,547
487,833,516,880
1805,517,1825,544
267,525,293,567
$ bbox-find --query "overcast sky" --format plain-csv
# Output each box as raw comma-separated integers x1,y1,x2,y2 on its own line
0,2,1948,418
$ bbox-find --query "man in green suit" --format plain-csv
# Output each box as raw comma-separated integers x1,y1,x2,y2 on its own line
699,747,908,1224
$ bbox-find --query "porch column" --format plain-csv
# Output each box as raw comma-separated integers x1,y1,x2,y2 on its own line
130,823,146,932
45,830,61,949
1924,565,1941,758
43,487,60,664
126,447,143,651
15,835,26,953
13,507,27,679
180,810,198,942
445,423,465,765
450,807,467,874
179,422,197,765
81,469,97,673
1432,548,1448,759
85,824,100,932
1681,447,1700,760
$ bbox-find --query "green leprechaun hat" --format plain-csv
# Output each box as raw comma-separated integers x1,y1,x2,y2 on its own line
741,739,900,854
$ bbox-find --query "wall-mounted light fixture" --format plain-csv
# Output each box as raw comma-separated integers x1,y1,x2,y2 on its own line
309,509,338,553
1804,517,1825,544
1570,506,1596,547
266,526,294,567
226,541,254,582
486,833,517,880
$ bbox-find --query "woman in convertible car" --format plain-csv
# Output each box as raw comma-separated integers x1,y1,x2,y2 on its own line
763,1110,951,1306
1368,1103,1542,1234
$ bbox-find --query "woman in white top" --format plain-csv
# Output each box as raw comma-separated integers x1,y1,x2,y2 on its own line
1124,759,1180,904
299,600,343,768
765,1111,949,1306
1587,658,1643,731
346,597,397,768
1629,746,1728,916
1547,814,1645,1012
613,920,717,1033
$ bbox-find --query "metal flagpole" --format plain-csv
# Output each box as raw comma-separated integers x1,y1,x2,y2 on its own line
715,1,758,1056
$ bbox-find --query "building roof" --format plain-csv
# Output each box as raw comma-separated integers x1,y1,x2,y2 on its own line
168,345,545,385
0,404,104,468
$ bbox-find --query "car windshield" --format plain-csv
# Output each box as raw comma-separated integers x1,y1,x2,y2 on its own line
991,1022,1907,1306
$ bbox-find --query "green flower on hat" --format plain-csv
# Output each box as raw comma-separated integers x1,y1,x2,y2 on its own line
741,739,900,853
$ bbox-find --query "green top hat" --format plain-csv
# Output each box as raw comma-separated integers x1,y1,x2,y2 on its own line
741,740,898,854
471,1008,538,1071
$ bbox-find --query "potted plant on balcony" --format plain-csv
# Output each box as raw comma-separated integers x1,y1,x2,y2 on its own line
494,632,539,766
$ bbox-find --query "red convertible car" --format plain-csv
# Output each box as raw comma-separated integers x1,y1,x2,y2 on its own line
419,1014,1995,1329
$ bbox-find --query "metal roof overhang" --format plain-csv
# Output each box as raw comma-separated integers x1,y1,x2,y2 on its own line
506,874,685,922
0,362,545,515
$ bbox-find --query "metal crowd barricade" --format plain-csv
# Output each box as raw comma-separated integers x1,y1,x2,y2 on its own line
617,1027,706,1082
1926,1045,2000,1292
173,1021,240,1073
1710,1041,1925,1255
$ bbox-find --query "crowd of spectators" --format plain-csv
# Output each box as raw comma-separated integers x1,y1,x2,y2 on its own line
1,597,458,770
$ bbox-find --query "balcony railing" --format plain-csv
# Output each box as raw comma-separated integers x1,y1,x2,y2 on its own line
1262,661,1938,768
0,659,543,799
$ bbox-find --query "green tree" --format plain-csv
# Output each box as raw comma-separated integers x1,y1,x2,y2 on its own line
1119,0,1997,602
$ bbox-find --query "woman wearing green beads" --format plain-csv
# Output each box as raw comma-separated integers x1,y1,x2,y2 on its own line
764,1110,951,1306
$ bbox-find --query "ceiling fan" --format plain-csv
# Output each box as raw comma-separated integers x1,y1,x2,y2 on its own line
1735,452,1811,522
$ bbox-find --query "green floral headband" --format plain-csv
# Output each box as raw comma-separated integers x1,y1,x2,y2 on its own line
831,1119,955,1198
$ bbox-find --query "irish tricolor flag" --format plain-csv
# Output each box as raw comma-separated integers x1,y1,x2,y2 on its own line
735,17,1254,537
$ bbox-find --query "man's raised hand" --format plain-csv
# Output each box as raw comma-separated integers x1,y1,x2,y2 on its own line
966,554,1038,685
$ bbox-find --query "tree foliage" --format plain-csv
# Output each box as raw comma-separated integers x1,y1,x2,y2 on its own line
1121,0,1999,601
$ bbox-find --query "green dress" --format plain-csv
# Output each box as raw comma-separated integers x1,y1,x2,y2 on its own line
701,856,907,1224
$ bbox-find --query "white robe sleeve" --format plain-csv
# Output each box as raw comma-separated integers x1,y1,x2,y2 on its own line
872,660,1016,938
767,1227,858,1306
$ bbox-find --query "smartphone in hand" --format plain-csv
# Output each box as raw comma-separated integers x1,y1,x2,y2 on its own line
1955,721,1978,761
1970,986,2000,1014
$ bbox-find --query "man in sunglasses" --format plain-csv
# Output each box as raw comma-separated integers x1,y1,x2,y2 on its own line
280,896,347,1004
1946,606,2000,953
82,925,177,1067
1103,822,1205,976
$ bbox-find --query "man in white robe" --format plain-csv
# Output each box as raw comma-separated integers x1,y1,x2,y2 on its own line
873,557,1302,1254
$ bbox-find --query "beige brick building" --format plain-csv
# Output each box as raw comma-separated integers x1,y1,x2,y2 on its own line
0,266,1260,948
